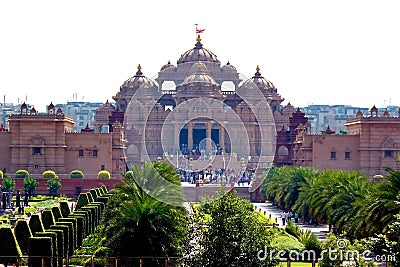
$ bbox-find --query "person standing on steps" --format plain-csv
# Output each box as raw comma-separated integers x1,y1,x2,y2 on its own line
281,211,287,226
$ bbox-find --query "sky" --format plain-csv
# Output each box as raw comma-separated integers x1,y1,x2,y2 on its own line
1,0,399,112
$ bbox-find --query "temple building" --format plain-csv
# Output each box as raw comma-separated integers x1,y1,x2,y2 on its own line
95,34,301,172
293,106,400,176
0,102,126,180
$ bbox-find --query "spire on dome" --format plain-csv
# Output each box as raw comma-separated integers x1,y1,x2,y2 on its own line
196,34,201,43
256,65,260,72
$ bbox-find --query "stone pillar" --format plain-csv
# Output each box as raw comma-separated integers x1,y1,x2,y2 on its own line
206,122,212,153
173,122,180,150
188,122,193,150
219,124,225,152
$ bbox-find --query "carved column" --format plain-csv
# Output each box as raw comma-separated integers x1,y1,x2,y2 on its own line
188,122,193,150
219,124,225,153
206,122,212,153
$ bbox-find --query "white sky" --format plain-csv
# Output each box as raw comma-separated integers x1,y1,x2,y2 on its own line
1,0,399,112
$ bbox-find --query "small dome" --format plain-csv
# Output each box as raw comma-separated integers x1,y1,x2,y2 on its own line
180,62,218,86
241,66,277,92
160,60,175,71
177,35,220,64
97,100,114,113
222,61,237,72
120,64,157,91
47,102,55,110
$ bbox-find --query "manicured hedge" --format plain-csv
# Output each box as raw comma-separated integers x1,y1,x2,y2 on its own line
35,232,58,267
97,196,109,206
55,221,75,256
28,214,45,235
41,209,56,230
59,201,71,217
66,215,85,247
72,210,92,235
49,225,69,259
90,188,98,201
58,218,78,249
42,170,57,179
70,169,84,179
45,229,64,267
28,236,53,267
0,170,3,179
14,219,32,255
15,169,29,178
75,193,90,210
51,206,63,221
0,225,23,265
97,170,110,179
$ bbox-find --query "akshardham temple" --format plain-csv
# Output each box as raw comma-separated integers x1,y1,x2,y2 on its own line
95,34,304,172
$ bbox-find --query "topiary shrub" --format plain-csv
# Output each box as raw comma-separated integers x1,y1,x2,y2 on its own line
28,214,45,236
68,215,86,245
51,206,63,221
0,169,3,179
24,177,39,196
97,196,109,206
0,225,23,266
58,218,79,248
35,232,58,267
59,201,71,217
89,189,99,202
70,170,84,179
72,210,91,235
46,229,64,267
76,192,90,210
15,169,29,179
41,209,56,230
14,219,32,255
55,221,75,256
97,170,110,179
42,170,57,179
28,236,53,267
100,184,108,194
50,225,69,259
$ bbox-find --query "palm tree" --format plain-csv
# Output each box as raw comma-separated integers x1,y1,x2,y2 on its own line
102,161,188,264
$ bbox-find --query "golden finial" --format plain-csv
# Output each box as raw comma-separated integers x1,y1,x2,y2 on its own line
137,64,142,71
256,65,260,72
196,34,202,43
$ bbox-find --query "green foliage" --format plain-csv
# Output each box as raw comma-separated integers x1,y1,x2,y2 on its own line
42,170,57,179
70,169,84,179
51,206,63,221
41,209,56,229
24,177,39,195
0,169,3,179
89,188,98,201
187,191,278,267
50,224,69,258
1,177,15,192
67,215,85,247
28,236,53,267
102,162,188,260
55,221,75,256
45,229,64,267
35,232,58,267
0,225,23,265
58,218,78,249
76,192,90,210
15,169,29,179
59,201,71,217
14,219,32,255
28,214,45,235
97,170,110,179
46,178,61,197
72,210,92,235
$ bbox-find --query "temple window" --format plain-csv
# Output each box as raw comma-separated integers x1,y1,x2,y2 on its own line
345,151,351,160
33,147,41,155
330,151,336,159
78,149,84,157
384,150,393,158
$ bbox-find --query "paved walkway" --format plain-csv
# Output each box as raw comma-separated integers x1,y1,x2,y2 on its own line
252,202,329,240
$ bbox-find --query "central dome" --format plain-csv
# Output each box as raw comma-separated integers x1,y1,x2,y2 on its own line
180,62,218,86
177,35,220,64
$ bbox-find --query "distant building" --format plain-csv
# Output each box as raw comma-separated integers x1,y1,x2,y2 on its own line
0,102,126,179
293,106,400,176
55,101,104,132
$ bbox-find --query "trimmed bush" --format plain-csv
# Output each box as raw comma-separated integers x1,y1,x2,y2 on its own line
0,169,3,179
50,224,69,258
29,214,45,235
41,209,56,230
14,219,32,255
90,188,99,201
51,206,63,221
56,221,75,255
86,191,94,203
82,205,99,227
97,196,109,206
0,225,23,265
70,169,84,179
15,169,29,179
59,201,71,217
42,170,57,179
76,208,95,234
69,214,86,243
97,170,110,179
46,229,64,267
24,177,39,196
58,218,78,248
100,184,108,194
36,232,58,267
72,210,92,235
76,193,90,210
28,236,53,267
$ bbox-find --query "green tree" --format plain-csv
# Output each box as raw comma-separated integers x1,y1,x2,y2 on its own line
24,177,39,196
102,162,188,265
1,177,15,192
46,178,61,198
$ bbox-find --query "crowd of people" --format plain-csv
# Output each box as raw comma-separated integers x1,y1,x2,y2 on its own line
280,210,300,226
